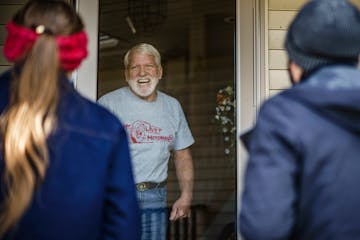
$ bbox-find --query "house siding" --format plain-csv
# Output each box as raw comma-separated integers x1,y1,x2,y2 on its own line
0,3,25,74
267,0,360,97
267,0,305,96
0,0,74,75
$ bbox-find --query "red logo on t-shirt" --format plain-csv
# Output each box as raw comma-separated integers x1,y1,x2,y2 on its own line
125,120,174,144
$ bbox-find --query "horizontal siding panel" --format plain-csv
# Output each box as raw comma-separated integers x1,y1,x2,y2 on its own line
269,50,288,70
0,46,9,65
269,89,283,97
270,0,360,11
269,70,291,89
268,10,297,30
0,25,6,44
270,0,360,13
0,5,22,24
0,65,10,74
350,0,360,8
269,30,286,50
269,0,308,10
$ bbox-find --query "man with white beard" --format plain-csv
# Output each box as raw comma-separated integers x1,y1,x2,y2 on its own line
98,43,194,240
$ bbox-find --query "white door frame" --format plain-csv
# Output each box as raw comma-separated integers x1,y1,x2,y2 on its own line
74,0,99,101
236,0,254,238
236,0,264,238
75,1,264,238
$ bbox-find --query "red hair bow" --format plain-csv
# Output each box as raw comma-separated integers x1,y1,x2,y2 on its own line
56,31,88,71
4,22,37,62
3,22,88,71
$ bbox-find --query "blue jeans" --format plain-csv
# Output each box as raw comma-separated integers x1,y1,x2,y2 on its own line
137,187,167,240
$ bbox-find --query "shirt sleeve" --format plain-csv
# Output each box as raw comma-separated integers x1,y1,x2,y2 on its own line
101,126,141,240
239,100,300,240
97,96,110,110
173,101,195,150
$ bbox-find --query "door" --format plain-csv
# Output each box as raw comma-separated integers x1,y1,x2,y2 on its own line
76,0,259,239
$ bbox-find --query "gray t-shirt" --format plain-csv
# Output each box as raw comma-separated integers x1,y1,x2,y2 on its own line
98,87,194,183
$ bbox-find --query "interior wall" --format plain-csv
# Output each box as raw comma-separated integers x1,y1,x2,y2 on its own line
161,2,237,238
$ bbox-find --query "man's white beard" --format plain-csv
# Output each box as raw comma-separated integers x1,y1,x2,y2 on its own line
128,77,159,99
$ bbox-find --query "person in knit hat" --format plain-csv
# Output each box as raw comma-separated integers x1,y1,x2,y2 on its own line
239,0,360,239
285,0,360,82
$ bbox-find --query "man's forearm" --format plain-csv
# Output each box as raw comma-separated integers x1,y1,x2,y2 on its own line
174,148,194,201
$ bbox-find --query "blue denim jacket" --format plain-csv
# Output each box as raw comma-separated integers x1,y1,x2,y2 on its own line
0,70,141,240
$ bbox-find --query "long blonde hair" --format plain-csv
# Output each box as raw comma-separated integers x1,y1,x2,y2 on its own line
0,1,84,235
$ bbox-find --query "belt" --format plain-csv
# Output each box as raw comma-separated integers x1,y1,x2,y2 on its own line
136,181,167,191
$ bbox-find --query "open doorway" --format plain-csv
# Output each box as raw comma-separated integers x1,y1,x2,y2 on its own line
98,0,237,239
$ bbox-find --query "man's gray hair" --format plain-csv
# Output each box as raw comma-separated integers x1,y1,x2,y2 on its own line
124,43,162,69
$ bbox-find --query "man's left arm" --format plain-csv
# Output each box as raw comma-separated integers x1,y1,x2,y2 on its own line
169,147,194,221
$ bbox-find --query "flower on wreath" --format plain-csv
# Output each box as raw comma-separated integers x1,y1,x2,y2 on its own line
214,85,236,156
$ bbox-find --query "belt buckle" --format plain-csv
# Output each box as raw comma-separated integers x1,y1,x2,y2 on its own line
138,182,147,191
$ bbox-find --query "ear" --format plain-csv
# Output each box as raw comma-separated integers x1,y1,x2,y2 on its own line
124,69,129,82
157,65,163,79
289,61,304,84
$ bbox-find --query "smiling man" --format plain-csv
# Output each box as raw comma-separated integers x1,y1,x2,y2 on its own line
98,43,195,240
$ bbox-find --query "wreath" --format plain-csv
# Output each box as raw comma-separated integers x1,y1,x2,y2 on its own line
214,86,236,157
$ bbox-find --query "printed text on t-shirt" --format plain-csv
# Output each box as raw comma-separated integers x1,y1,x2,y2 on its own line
125,120,174,144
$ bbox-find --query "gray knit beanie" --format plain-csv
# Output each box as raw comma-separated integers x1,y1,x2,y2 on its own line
285,0,360,73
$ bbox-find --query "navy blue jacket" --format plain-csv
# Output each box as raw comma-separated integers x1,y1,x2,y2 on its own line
0,70,141,240
240,65,360,240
